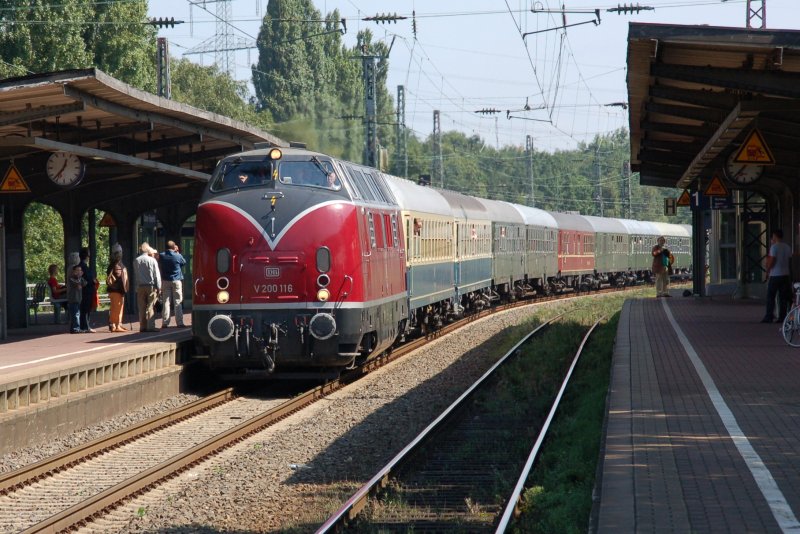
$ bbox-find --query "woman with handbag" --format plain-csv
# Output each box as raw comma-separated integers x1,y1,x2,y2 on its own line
106,244,130,332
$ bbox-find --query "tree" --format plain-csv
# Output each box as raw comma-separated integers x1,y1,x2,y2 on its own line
0,0,156,91
170,58,269,129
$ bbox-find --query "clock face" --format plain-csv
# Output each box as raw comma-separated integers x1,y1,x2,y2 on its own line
725,153,763,185
46,151,85,187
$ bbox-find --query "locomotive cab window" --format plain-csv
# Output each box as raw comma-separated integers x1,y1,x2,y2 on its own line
278,159,344,191
210,159,274,192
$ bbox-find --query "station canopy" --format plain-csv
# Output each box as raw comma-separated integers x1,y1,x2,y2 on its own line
0,68,285,208
627,23,800,190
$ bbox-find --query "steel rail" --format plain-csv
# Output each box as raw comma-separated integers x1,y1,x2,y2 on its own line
0,388,236,495
315,313,564,533
19,380,341,534
495,316,604,533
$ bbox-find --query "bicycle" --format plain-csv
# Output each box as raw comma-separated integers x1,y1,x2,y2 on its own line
781,283,800,347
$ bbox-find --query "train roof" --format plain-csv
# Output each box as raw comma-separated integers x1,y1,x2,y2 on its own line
383,175,452,216
502,202,559,228
474,198,525,224
581,215,628,235
651,221,693,238
437,189,489,220
616,218,661,236
550,211,593,232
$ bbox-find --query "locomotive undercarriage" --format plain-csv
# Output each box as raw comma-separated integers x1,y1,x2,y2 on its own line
194,301,404,379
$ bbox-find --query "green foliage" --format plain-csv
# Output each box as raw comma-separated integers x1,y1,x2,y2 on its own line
23,203,110,284
24,203,64,284
170,58,270,129
512,310,623,534
0,0,156,91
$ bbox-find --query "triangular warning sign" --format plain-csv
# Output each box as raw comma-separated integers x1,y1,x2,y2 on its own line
733,129,775,165
677,190,691,206
0,164,30,193
705,173,729,197
99,212,117,227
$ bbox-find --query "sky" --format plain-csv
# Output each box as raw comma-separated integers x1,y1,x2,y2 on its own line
147,1,799,153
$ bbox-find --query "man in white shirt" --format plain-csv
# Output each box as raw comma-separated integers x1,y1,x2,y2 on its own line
762,229,792,323
134,243,162,332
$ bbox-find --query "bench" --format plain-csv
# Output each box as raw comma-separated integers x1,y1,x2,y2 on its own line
27,282,48,324
49,283,68,324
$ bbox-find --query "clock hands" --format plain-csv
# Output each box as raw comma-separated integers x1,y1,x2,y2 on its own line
54,160,68,179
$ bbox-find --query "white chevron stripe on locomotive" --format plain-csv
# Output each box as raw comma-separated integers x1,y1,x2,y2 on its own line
199,199,351,251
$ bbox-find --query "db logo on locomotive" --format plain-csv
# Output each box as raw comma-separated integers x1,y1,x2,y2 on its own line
265,267,280,278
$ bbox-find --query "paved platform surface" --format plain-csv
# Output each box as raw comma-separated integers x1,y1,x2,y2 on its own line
1,310,192,383
597,292,800,533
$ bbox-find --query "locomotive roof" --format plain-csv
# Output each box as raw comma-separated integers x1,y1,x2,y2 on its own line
502,202,559,229
616,218,661,236
550,212,594,233
581,215,628,235
437,189,490,221
383,175,453,216
473,198,525,224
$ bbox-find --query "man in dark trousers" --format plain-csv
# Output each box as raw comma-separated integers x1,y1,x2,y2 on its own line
762,229,792,323
77,247,98,333
159,240,187,327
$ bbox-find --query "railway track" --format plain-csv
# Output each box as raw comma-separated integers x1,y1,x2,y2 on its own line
317,315,604,532
0,284,642,532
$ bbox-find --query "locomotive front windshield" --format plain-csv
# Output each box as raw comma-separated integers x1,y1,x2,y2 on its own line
210,156,343,193
278,159,341,191
210,158,274,192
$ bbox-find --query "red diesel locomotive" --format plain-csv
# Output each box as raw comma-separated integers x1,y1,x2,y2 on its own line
192,146,408,378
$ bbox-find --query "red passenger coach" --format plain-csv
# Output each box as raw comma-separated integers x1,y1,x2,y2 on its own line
192,147,408,379
551,212,596,286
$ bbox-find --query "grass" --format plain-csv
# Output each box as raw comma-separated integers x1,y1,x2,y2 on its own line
510,307,623,533
478,289,645,533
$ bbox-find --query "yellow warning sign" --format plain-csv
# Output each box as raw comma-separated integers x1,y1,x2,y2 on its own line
99,212,116,227
733,129,775,165
0,164,30,193
705,173,729,197
677,190,691,206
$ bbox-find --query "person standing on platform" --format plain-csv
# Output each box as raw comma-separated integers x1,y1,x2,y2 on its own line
106,244,130,332
77,247,98,332
134,242,161,332
762,229,792,323
159,240,187,328
67,265,86,334
651,236,671,297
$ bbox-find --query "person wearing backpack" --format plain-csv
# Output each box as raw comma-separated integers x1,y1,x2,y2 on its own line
651,236,671,298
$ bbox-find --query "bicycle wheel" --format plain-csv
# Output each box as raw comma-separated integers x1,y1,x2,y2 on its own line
782,307,800,347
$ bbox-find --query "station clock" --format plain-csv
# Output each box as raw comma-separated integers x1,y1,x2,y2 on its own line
725,152,764,185
46,151,85,187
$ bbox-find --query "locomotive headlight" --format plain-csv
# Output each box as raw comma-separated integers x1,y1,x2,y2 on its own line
268,148,282,160
217,290,230,304
316,288,330,302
